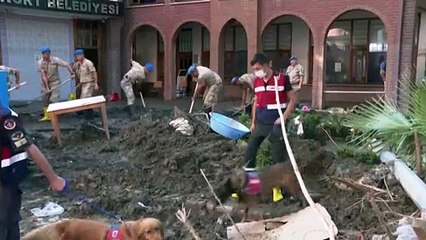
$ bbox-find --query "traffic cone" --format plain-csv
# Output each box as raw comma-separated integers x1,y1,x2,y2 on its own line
39,107,50,121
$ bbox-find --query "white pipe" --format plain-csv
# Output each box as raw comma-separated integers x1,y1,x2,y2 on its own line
273,76,337,239
380,151,426,216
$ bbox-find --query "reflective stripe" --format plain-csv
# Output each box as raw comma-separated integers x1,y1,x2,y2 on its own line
267,103,287,110
254,86,266,93
1,152,28,168
266,86,285,91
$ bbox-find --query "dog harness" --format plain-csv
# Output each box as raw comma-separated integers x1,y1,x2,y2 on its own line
107,224,124,240
244,172,262,195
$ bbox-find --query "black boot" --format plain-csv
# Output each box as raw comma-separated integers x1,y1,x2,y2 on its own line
128,105,138,121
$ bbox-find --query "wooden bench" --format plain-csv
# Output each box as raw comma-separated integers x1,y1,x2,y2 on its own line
47,96,110,146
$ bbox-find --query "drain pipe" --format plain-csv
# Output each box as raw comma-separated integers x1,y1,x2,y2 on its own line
380,151,426,218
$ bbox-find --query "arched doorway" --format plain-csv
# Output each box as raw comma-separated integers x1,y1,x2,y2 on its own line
325,10,387,105
173,22,211,97
220,19,248,82
262,15,313,103
132,25,165,98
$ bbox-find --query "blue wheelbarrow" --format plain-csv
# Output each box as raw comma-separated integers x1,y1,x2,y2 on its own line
209,112,250,140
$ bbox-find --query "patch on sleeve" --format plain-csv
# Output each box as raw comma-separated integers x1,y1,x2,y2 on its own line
11,131,28,148
4,118,16,130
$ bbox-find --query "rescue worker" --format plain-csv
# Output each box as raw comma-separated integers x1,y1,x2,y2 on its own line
245,53,296,202
286,55,304,91
37,47,74,121
188,65,223,115
73,49,98,98
0,100,66,240
120,60,154,120
0,65,21,93
231,73,255,115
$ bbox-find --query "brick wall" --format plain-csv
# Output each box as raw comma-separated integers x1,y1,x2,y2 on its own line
123,0,406,109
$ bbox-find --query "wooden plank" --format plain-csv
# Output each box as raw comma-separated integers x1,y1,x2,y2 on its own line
47,95,106,113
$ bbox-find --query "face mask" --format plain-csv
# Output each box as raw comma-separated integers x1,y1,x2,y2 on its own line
254,69,267,78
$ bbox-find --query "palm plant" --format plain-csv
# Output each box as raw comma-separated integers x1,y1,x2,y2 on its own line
344,68,426,174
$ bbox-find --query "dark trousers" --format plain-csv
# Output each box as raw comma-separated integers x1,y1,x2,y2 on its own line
244,122,287,168
0,184,22,240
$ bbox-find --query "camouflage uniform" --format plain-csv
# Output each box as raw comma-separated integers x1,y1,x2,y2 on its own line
286,64,305,91
37,56,69,105
238,73,255,105
195,66,223,109
0,66,18,97
74,59,97,98
121,60,146,106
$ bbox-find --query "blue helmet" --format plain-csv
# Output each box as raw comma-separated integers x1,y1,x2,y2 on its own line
74,49,84,56
145,63,154,72
41,47,51,54
231,76,239,85
289,55,297,61
187,64,197,75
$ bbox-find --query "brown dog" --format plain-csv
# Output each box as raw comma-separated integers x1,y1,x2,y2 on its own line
212,161,307,221
23,217,164,240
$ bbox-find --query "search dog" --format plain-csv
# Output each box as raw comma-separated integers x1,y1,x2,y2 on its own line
23,217,164,240
210,161,308,222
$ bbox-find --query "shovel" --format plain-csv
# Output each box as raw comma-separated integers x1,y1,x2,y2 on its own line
232,100,254,116
139,91,146,108
27,78,73,104
8,82,27,92
189,82,198,114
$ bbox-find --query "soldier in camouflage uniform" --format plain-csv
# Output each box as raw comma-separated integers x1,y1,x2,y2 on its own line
0,66,21,96
187,65,223,116
37,47,74,121
121,60,154,120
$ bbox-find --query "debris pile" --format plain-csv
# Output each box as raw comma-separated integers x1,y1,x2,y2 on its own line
20,108,420,239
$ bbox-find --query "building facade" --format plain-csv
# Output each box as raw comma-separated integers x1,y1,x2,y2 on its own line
123,0,426,109
0,0,123,101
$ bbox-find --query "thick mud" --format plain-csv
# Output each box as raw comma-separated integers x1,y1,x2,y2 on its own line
19,107,417,239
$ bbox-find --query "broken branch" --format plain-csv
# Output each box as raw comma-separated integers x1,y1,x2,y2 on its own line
200,169,247,240
329,176,387,194
368,193,396,240
176,205,202,240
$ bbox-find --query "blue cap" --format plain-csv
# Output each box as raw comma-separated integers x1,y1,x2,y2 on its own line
41,47,51,54
187,64,197,75
289,55,297,61
74,49,84,56
145,63,154,72
231,76,239,85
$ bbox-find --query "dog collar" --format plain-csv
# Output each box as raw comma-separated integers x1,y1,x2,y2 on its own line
107,224,124,240
244,172,262,195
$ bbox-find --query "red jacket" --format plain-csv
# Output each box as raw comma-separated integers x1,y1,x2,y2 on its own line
253,73,292,125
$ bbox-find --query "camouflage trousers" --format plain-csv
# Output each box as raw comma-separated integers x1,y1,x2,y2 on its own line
120,74,135,106
42,79,60,107
203,83,223,109
80,82,95,99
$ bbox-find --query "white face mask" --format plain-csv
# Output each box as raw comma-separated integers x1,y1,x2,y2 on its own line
254,69,267,78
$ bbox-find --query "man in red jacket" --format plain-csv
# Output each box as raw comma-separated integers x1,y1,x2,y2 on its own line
245,53,296,201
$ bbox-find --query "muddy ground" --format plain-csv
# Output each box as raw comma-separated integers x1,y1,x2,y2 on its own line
17,103,417,240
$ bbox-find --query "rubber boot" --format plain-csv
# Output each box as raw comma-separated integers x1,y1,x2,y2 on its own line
39,107,50,121
128,105,138,121
273,187,284,202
